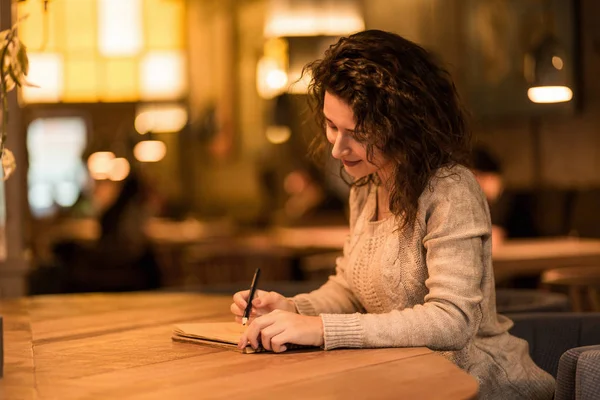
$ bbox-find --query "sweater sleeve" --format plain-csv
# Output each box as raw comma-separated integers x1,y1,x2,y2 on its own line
291,185,368,316
319,168,491,351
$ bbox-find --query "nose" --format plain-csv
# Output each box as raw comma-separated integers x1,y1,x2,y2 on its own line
330,132,351,160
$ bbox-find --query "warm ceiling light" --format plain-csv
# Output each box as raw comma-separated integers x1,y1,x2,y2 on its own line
525,34,573,104
135,104,188,134
266,69,288,90
133,140,166,162
21,53,63,103
88,151,115,179
140,51,186,100
265,125,291,144
265,15,365,37
527,86,573,104
256,57,288,99
98,0,143,56
108,158,131,181
288,69,312,94
264,0,364,37
551,56,564,70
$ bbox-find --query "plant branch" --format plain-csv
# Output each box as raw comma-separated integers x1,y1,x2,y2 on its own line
0,27,17,160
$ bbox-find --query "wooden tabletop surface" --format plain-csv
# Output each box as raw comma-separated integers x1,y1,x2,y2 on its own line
0,292,478,399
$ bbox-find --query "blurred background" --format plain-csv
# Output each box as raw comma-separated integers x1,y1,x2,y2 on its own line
0,0,599,310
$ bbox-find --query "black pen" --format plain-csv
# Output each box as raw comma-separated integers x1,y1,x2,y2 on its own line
242,267,261,326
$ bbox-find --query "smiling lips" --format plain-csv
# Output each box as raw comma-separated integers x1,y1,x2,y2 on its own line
342,159,362,167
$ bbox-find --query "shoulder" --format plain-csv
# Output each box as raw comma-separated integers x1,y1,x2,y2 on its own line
419,164,490,219
422,164,484,199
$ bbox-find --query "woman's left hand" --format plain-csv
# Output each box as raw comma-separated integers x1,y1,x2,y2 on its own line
238,310,324,353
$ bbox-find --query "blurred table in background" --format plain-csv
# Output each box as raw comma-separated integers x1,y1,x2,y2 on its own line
243,230,600,288
180,225,348,290
493,237,600,284
38,219,600,291
268,225,349,250
252,229,600,286
47,217,235,245
541,265,600,311
37,217,237,289
160,226,600,289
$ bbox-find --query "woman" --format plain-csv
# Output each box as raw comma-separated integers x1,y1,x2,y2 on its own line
231,30,554,399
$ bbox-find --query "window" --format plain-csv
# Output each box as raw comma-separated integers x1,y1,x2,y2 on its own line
18,0,187,103
27,117,88,217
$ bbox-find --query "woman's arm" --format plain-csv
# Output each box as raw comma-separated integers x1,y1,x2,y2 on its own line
291,185,369,316
319,170,491,351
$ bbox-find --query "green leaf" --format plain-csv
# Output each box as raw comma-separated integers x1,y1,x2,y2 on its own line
7,66,21,88
17,41,28,75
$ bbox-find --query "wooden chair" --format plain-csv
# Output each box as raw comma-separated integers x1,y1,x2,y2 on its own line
541,266,600,312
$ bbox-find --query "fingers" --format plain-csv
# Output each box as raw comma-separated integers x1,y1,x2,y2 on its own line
241,314,277,350
232,289,271,321
252,291,282,309
230,305,257,319
233,289,271,309
270,333,289,353
245,318,266,350
237,311,292,353
232,290,250,310
238,332,248,350
230,302,244,317
260,325,285,351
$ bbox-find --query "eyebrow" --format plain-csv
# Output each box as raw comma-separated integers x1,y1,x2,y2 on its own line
325,116,355,133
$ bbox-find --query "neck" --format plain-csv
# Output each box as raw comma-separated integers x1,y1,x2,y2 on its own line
376,184,392,219
374,168,394,219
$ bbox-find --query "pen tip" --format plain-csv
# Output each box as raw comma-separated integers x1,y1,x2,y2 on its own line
242,318,248,326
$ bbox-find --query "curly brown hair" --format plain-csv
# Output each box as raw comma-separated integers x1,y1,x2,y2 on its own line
303,29,472,230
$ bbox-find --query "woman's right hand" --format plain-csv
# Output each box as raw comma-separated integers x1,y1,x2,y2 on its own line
231,290,297,324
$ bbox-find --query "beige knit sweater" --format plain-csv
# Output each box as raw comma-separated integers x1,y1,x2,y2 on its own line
292,165,555,400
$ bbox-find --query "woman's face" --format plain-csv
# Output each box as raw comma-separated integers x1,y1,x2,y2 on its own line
324,91,392,182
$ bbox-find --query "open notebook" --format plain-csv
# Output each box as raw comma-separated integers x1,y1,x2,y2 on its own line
172,322,314,354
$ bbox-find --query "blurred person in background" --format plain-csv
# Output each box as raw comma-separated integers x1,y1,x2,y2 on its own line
281,163,347,227
471,145,512,251
31,169,163,294
93,170,162,290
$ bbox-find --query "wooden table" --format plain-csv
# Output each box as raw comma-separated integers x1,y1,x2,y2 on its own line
493,237,600,283
0,292,478,399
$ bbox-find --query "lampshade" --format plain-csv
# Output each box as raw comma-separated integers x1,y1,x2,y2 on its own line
525,35,573,104
264,0,364,37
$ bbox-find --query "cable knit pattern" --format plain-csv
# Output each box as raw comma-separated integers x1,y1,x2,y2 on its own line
292,165,555,400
